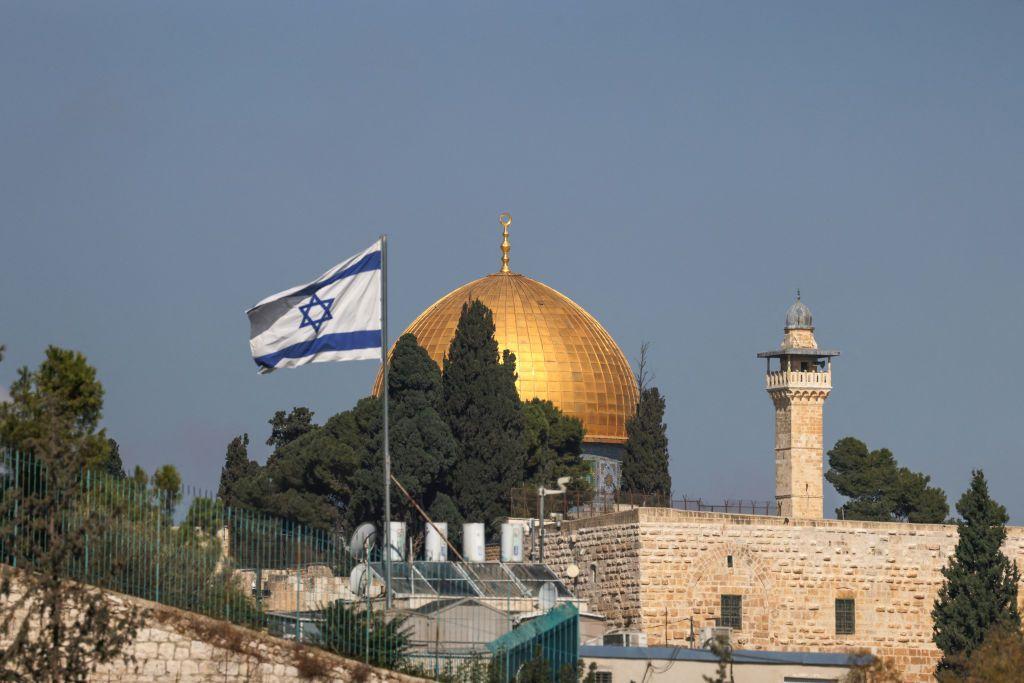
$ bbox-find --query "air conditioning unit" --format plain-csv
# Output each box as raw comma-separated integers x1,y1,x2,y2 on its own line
602,631,648,647
699,626,731,649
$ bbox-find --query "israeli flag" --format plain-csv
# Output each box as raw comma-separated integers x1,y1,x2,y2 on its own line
247,240,382,373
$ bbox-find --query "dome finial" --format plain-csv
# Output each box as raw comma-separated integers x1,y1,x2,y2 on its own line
498,212,512,273
797,288,801,300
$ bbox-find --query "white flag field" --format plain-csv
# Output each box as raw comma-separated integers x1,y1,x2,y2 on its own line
246,239,382,373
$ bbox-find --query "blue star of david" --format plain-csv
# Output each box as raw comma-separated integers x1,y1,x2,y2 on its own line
298,292,335,335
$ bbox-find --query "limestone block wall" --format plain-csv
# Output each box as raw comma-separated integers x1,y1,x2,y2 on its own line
538,507,1024,683
1,577,424,683
94,601,426,683
529,510,643,629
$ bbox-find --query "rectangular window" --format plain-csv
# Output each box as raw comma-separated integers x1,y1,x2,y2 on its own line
594,672,612,683
720,594,742,630
836,598,855,635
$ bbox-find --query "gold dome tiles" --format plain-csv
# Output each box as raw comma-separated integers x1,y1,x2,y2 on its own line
373,271,638,444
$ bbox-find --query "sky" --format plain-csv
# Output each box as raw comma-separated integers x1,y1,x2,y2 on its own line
1,2,1022,521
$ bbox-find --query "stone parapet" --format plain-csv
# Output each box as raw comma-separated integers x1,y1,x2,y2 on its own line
0,573,425,683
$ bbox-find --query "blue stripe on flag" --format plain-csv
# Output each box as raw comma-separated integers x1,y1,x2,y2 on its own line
291,250,381,299
253,330,382,370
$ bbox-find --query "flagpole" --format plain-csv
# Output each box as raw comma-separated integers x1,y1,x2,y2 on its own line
381,234,393,609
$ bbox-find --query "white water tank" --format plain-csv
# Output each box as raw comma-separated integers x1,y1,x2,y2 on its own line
425,522,448,561
387,521,406,561
463,523,485,562
511,523,524,562
500,523,525,562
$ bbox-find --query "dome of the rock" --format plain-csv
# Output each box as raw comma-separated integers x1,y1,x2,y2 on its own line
373,218,638,447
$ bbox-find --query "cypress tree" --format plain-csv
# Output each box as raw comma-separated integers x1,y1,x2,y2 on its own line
933,470,1021,676
442,300,526,530
621,386,671,498
217,433,258,508
346,334,459,527
103,437,127,478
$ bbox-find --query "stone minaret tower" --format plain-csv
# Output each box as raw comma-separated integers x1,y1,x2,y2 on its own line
757,295,839,519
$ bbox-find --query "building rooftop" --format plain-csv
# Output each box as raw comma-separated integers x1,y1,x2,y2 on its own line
580,645,873,667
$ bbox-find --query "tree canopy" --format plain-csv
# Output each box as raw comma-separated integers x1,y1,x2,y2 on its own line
216,303,595,537
522,398,590,493
0,347,145,681
347,334,459,529
825,437,948,523
266,407,316,451
0,346,118,473
217,434,259,509
933,470,1021,676
442,300,527,529
621,386,671,498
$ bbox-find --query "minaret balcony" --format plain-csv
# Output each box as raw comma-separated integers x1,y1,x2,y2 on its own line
766,369,832,390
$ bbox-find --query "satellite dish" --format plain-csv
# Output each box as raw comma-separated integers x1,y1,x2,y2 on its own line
349,523,377,560
565,563,580,579
538,582,558,611
349,564,384,598
349,564,368,595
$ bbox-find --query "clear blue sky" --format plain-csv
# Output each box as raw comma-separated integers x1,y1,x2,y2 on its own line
2,2,1022,520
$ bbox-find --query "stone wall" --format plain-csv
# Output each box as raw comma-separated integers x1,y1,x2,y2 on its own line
2,578,424,683
535,507,1024,682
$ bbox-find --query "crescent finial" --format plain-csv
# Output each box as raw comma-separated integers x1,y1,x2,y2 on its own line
499,212,512,273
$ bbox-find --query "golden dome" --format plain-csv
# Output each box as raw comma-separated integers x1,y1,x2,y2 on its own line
373,266,639,445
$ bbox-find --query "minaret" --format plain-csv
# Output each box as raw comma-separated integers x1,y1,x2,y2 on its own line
757,294,839,519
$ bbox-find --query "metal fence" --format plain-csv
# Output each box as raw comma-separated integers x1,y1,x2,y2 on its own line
511,488,777,520
488,603,579,683
0,451,580,681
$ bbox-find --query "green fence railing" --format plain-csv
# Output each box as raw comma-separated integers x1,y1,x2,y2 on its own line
488,603,579,682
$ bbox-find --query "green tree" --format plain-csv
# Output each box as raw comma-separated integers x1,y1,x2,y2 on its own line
946,623,1024,683
826,437,948,523
318,599,411,670
131,465,148,489
151,464,182,519
266,407,315,451
0,346,114,471
249,408,365,531
442,300,526,530
103,437,126,479
217,434,259,508
522,399,590,493
0,366,144,681
347,334,459,530
933,470,1021,676
621,387,671,498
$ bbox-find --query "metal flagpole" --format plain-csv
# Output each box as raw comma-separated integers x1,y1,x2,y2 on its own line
381,234,393,609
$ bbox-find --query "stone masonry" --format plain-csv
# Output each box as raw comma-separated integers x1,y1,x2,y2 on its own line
537,507,1024,682
1,576,425,683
